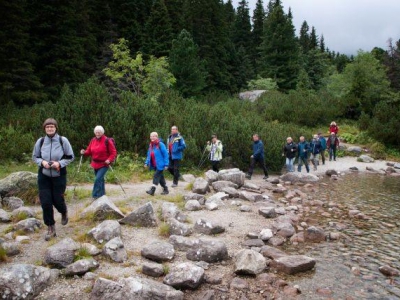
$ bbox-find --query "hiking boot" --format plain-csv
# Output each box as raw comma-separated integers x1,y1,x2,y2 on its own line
161,186,169,195
61,212,68,225
146,186,156,196
263,176,269,180
45,225,56,241
245,174,251,180
171,183,178,188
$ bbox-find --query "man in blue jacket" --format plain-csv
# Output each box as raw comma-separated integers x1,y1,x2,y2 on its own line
310,134,322,171
167,125,186,187
318,132,327,165
246,134,268,180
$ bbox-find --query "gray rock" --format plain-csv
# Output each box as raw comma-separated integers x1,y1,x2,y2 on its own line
347,146,362,154
81,243,102,256
161,202,179,220
80,195,124,221
359,154,375,163
14,218,42,233
186,239,229,263
217,169,245,187
194,218,225,235
1,242,20,256
260,245,287,259
119,202,157,227
15,236,30,243
304,226,326,242
196,290,215,300
239,90,267,102
205,192,228,207
212,180,238,192
205,202,219,211
240,205,252,212
87,220,121,244
65,258,99,276
83,272,98,281
185,200,201,211
169,235,196,251
164,262,204,290
103,237,127,263
230,277,249,290
0,208,11,223
243,239,265,248
142,262,164,277
268,178,280,184
234,249,267,275
271,255,316,275
205,170,219,184
11,206,36,219
221,187,239,198
0,264,58,299
258,207,276,218
325,169,338,176
0,171,37,202
379,265,399,276
349,166,359,171
91,277,184,300
184,193,206,204
167,218,193,236
192,178,210,194
141,240,175,262
2,196,24,211
44,237,80,268
242,182,260,191
267,236,286,246
272,222,295,238
182,174,196,183
394,163,400,169
259,229,273,241
280,173,319,183
275,207,286,215
239,191,264,202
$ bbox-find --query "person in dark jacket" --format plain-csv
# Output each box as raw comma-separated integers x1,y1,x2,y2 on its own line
167,126,186,187
80,126,117,200
310,134,322,171
327,132,340,161
145,132,169,196
282,137,297,172
246,134,268,180
297,136,310,173
318,132,327,165
32,118,74,241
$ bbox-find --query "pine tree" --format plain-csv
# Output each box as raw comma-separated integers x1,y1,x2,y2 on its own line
165,0,185,37
224,0,236,39
385,38,400,91
310,26,319,49
320,35,325,52
251,0,265,75
299,21,310,53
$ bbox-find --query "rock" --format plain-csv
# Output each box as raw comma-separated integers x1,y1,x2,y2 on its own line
167,218,193,236
347,146,362,154
234,249,267,275
386,166,397,173
102,237,127,262
329,232,341,240
90,277,184,300
258,207,276,218
184,193,206,205
141,240,175,262
11,206,36,219
366,166,376,172
194,218,225,235
240,205,252,212
212,180,238,192
82,243,102,256
185,200,201,211
169,235,196,251
1,242,20,256
0,264,58,299
204,273,223,285
192,178,210,194
15,236,30,243
239,90,267,102
259,229,273,241
217,169,245,187
221,187,239,198
271,255,316,275
161,202,179,220
349,166,359,171
242,182,261,191
325,169,338,176
119,202,157,227
272,222,295,238
379,265,399,276
65,259,99,276
196,290,215,299
14,218,42,233
283,285,301,297
0,171,37,202
239,191,264,202
44,237,80,268
83,272,98,281
267,236,286,246
260,245,287,260
359,155,374,163
304,226,326,242
186,239,229,263
394,162,400,169
0,208,11,222
280,173,319,183
230,277,249,290
164,262,204,290
80,196,124,221
247,232,259,239
205,192,228,207
290,232,305,243
205,170,219,183
268,178,280,184
205,202,219,211
142,262,164,277
87,220,121,244
275,207,286,215
182,174,196,183
243,239,265,248
2,196,24,211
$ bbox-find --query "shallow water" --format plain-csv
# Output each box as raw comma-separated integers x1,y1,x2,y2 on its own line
285,174,400,299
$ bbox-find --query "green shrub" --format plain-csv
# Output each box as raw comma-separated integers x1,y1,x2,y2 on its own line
369,142,386,160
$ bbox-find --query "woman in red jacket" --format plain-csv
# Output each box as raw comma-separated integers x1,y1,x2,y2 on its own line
80,126,117,199
329,121,339,135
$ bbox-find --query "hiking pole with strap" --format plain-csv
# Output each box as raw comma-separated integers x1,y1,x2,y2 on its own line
197,145,208,169
109,165,127,198
72,154,83,199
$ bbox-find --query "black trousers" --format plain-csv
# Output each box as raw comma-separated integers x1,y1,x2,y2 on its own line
248,157,268,176
38,170,67,226
153,170,167,187
211,160,220,172
168,158,180,184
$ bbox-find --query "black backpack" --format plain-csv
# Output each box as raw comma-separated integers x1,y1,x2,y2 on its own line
105,137,118,163
38,136,71,159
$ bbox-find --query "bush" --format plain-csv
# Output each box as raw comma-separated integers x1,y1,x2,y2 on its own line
369,142,386,160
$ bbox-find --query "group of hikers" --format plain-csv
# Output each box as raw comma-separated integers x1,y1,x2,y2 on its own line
32,118,339,241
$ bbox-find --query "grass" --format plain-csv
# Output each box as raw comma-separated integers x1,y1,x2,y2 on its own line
162,263,170,275
11,211,31,222
74,232,92,244
98,272,118,281
0,160,37,180
162,194,185,210
74,247,92,262
0,246,7,262
3,225,14,235
65,188,92,202
185,182,194,191
158,222,171,237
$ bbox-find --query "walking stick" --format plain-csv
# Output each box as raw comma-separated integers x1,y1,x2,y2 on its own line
72,155,83,200
197,146,208,169
109,165,127,198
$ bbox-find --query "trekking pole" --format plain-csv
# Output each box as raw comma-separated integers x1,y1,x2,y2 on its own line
72,155,83,199
197,146,208,169
109,165,127,198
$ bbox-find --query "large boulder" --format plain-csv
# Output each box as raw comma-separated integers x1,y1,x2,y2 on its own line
260,245,287,260
358,155,375,163
184,193,206,205
185,200,201,211
217,169,245,187
102,237,127,263
347,146,362,154
280,173,319,183
169,235,196,251
11,206,36,219
193,218,225,235
205,170,219,184
182,174,196,183
142,262,164,277
163,262,205,290
65,258,99,276
80,196,124,221
0,241,20,256
212,180,238,192
221,187,240,198
205,192,228,207
0,171,37,203
234,249,267,275
44,237,80,268
87,220,121,244
0,208,11,223
271,255,316,275
272,222,296,238
192,178,210,194
242,182,261,191
167,218,193,236
258,207,276,219
91,277,184,300
0,264,59,299
2,197,24,210
14,218,42,233
141,240,175,262
119,202,157,227
161,202,179,220
186,239,229,263
239,191,264,202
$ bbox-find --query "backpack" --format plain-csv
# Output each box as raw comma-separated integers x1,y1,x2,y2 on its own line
38,136,70,159
105,137,118,163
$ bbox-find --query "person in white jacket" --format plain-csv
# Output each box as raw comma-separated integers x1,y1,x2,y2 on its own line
206,134,223,172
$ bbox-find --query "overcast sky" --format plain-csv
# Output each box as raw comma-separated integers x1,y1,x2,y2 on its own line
233,0,400,55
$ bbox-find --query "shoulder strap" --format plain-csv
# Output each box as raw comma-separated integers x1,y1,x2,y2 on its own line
105,137,109,153
59,136,64,153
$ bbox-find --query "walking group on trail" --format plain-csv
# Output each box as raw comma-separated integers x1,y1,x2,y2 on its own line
32,117,339,241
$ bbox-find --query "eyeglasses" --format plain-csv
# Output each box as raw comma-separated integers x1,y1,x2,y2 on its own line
45,125,56,128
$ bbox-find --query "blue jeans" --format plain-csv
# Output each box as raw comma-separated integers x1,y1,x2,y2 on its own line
93,167,108,198
286,157,295,172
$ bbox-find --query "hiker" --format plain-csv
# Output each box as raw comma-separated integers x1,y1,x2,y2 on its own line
144,132,169,196
32,118,74,241
329,121,339,135
327,132,340,161
167,125,186,187
318,132,327,165
282,137,297,172
310,134,322,171
297,136,310,173
80,126,117,200
246,134,269,180
206,134,223,172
